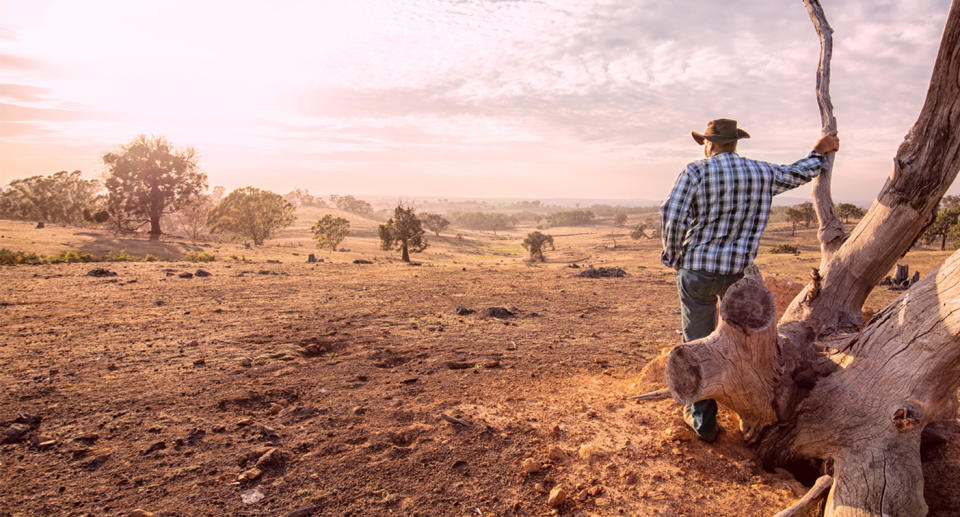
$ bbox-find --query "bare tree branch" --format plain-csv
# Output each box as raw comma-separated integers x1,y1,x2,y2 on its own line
803,0,846,260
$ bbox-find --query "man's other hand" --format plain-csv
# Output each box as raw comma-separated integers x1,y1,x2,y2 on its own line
813,130,839,154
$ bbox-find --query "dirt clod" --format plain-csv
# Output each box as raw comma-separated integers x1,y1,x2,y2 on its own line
548,485,566,507
521,457,542,474
85,268,117,277
577,266,626,278
481,307,514,319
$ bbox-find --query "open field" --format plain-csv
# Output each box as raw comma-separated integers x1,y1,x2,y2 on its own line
1,212,958,516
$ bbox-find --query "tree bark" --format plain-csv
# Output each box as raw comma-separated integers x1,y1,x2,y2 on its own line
149,214,161,240
401,240,410,262
661,2,960,516
781,0,960,334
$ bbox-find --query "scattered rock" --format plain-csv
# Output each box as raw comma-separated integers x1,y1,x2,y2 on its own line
285,504,319,517
255,447,285,469
178,272,194,279
568,263,580,269
546,446,568,463
353,259,373,264
481,307,514,319
482,360,501,369
2,423,31,444
548,485,567,507
454,305,475,316
299,343,327,357
578,444,600,460
663,426,692,443
534,483,548,494
238,467,262,482
577,266,626,278
195,269,211,277
35,221,45,229
237,417,253,427
306,254,317,263
258,270,278,275
128,510,155,517
142,441,166,455
239,358,252,367
521,457,542,474
351,406,366,415
266,259,281,264
282,405,319,424
253,424,280,441
185,428,206,445
445,361,474,370
241,488,265,505
86,268,117,278
193,358,206,366
620,469,639,485
268,402,284,415
78,452,109,471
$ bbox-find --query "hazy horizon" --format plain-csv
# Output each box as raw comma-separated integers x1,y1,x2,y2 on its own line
0,1,954,202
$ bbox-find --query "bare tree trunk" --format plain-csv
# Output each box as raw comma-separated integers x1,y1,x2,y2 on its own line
149,215,161,240
661,2,960,516
401,241,410,262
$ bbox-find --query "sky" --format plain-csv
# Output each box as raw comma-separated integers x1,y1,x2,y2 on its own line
0,0,953,204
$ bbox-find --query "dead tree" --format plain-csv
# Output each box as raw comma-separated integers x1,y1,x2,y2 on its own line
663,1,960,515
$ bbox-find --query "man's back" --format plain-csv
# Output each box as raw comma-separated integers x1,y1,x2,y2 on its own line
660,150,824,275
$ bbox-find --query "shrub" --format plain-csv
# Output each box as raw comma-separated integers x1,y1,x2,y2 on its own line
769,244,799,254
143,254,158,262
104,250,140,262
185,251,216,262
0,249,42,265
47,250,97,264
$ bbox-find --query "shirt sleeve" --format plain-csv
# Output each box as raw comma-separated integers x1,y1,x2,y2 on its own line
771,151,826,195
660,166,698,269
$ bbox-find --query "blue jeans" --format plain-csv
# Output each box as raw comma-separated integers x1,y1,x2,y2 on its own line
676,268,743,437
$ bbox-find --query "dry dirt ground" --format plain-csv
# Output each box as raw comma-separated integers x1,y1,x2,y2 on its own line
1,214,958,516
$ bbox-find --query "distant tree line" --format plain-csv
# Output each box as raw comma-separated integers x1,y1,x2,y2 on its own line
0,170,102,225
544,210,594,228
0,135,380,247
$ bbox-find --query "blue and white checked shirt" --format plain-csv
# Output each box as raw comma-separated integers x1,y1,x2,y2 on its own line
660,151,826,275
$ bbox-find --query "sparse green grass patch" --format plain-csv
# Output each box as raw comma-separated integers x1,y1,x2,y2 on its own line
185,251,216,262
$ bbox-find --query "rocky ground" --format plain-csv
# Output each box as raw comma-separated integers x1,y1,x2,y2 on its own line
1,219,958,516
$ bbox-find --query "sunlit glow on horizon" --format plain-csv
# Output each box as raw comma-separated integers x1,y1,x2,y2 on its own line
0,0,953,202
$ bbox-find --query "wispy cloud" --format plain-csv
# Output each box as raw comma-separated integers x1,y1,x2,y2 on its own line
0,0,953,200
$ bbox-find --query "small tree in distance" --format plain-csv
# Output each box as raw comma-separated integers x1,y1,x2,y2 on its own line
378,204,427,262
522,231,554,262
421,213,450,237
206,187,295,246
311,214,350,251
613,212,627,227
835,202,865,223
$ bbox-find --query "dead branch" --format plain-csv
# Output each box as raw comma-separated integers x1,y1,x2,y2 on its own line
440,413,472,427
627,388,670,401
774,475,833,517
803,0,846,259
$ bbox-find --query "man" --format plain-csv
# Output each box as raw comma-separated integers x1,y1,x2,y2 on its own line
659,118,839,441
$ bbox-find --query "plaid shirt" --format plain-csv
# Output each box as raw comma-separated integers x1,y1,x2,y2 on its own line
660,151,825,274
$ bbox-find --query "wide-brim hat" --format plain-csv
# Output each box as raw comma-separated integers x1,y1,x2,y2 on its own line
692,118,751,145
